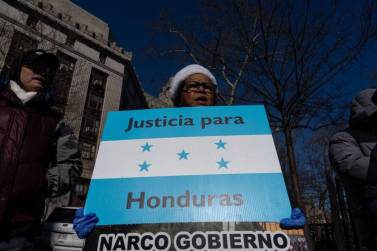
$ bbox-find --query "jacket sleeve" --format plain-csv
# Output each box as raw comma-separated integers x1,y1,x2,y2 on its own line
329,131,369,181
46,120,83,197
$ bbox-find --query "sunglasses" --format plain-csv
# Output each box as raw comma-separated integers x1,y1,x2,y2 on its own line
24,62,57,77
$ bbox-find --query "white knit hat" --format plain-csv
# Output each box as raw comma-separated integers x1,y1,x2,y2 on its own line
169,64,217,101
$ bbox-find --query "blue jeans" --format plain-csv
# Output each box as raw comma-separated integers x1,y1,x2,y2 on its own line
0,237,33,251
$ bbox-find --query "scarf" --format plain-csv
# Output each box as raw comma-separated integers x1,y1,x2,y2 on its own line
9,80,37,104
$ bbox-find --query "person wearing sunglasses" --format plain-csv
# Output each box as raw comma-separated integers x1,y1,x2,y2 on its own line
0,49,82,250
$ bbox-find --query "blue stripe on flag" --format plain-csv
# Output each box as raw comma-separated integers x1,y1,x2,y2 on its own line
101,105,271,141
85,173,291,225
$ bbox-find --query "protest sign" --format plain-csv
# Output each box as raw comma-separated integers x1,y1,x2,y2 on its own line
83,105,307,251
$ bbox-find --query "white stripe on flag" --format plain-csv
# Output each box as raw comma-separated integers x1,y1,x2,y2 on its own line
91,135,282,179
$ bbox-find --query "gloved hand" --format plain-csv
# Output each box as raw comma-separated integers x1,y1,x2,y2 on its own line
280,208,306,229
73,208,99,239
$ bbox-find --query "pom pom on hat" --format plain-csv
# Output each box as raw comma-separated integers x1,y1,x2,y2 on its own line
169,64,217,101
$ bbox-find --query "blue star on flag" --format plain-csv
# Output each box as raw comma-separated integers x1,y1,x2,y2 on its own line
215,139,227,149
177,150,190,160
139,161,151,172
141,142,153,152
217,158,229,169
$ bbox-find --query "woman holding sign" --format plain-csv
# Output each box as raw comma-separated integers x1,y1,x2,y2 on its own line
73,64,218,238
74,64,305,238
74,64,217,238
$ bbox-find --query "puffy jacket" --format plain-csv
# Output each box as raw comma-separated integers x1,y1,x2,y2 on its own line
329,88,377,245
0,51,82,239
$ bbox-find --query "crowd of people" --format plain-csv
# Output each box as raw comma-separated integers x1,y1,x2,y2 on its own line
0,49,376,250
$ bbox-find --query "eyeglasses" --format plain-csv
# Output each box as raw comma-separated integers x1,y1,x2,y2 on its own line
183,81,216,94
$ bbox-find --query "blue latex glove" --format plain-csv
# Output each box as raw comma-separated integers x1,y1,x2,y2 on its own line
280,208,306,229
73,208,99,239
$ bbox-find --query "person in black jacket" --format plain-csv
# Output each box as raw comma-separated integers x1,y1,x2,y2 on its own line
364,107,377,250
329,89,377,250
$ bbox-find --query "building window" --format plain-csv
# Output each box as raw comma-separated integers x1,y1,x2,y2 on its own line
99,52,106,64
3,31,38,71
75,183,84,195
53,51,76,112
26,15,38,29
65,34,76,47
70,178,90,205
80,142,97,160
79,68,107,160
82,118,100,137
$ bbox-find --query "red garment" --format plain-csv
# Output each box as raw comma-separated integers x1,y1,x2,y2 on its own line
0,88,59,238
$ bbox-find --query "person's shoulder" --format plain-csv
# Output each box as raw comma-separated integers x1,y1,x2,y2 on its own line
330,129,357,144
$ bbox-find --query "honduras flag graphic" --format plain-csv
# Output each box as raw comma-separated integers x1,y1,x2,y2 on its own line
85,105,291,226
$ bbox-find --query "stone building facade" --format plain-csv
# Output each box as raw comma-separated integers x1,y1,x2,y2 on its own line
144,78,173,108
0,0,148,207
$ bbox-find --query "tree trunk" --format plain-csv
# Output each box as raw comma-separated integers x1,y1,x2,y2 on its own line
283,126,314,250
326,168,348,251
283,127,303,208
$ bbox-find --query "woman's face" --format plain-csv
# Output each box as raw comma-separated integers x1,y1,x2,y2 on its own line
178,73,216,107
19,66,46,92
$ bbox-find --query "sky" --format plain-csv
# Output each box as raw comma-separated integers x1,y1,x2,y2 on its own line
70,0,377,206
71,0,377,99
72,0,196,96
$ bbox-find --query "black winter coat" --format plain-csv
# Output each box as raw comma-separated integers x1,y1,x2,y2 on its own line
329,88,377,245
